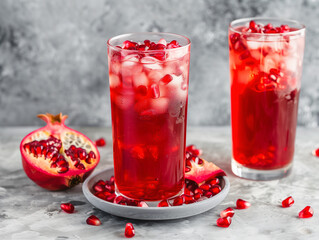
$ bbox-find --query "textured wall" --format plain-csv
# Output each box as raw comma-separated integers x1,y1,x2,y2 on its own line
0,0,318,126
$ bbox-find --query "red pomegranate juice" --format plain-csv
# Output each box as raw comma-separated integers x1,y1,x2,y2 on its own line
107,34,191,200
229,20,305,171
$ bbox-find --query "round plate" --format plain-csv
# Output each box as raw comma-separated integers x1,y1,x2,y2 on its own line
82,167,230,220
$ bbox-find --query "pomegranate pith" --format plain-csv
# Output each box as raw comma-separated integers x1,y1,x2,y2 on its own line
20,113,100,191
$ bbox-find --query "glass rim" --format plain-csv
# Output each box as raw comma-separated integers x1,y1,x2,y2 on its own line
229,17,306,36
107,32,191,53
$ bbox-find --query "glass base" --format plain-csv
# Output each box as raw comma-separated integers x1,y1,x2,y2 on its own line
115,184,184,205
231,158,292,181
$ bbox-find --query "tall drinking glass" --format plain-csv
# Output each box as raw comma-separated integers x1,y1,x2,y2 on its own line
107,33,191,200
229,18,305,180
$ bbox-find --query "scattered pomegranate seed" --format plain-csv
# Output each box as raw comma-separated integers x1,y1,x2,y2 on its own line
95,138,106,147
60,203,74,213
312,148,319,157
216,216,232,228
282,196,294,208
220,207,235,218
236,199,251,209
86,215,101,226
299,206,314,218
125,223,135,238
210,185,221,195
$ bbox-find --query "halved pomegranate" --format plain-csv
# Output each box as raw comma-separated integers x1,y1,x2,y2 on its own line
185,152,226,184
20,113,100,190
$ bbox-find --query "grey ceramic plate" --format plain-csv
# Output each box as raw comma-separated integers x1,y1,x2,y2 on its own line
82,167,230,220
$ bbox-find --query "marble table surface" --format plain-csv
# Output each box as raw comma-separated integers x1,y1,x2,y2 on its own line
1,126,319,240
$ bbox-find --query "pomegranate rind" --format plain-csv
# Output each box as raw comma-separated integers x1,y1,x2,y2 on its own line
185,158,226,184
20,113,100,191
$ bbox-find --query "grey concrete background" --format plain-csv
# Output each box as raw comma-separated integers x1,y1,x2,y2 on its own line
0,0,318,127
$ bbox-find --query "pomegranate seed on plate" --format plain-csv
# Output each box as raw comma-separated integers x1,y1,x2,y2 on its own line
125,223,135,238
282,196,294,208
220,207,235,218
60,203,74,213
172,196,184,206
216,216,232,228
299,206,314,218
86,215,101,226
158,200,169,207
236,199,251,209
138,201,148,207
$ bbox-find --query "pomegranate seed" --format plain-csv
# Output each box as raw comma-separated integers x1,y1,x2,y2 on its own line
195,188,204,195
216,217,232,228
210,185,221,195
230,33,240,45
150,84,160,99
114,196,127,205
299,206,314,218
75,162,85,170
158,200,169,207
36,145,43,156
249,20,257,31
138,201,148,207
144,39,151,47
204,191,213,198
86,215,101,226
124,223,135,238
282,196,294,208
109,176,115,185
60,203,74,213
236,199,251,209
77,149,87,160
220,207,235,218
200,183,211,191
208,178,219,186
172,196,184,206
312,148,319,157
87,151,95,159
95,138,106,147
122,40,137,50
185,167,191,172
194,193,201,200
106,193,116,202
136,85,148,96
184,188,194,197
183,194,195,204
58,166,69,174
160,74,173,85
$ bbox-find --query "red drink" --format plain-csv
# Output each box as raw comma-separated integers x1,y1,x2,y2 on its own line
107,33,191,200
229,18,305,180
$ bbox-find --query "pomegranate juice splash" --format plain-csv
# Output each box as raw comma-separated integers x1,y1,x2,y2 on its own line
107,33,191,200
229,18,305,180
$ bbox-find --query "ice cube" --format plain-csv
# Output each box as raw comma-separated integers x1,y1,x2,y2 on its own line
141,56,163,70
132,72,149,89
109,74,121,89
150,98,169,115
121,55,143,78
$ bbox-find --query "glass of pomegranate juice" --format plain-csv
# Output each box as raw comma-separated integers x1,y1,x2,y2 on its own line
229,18,305,180
107,33,191,201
